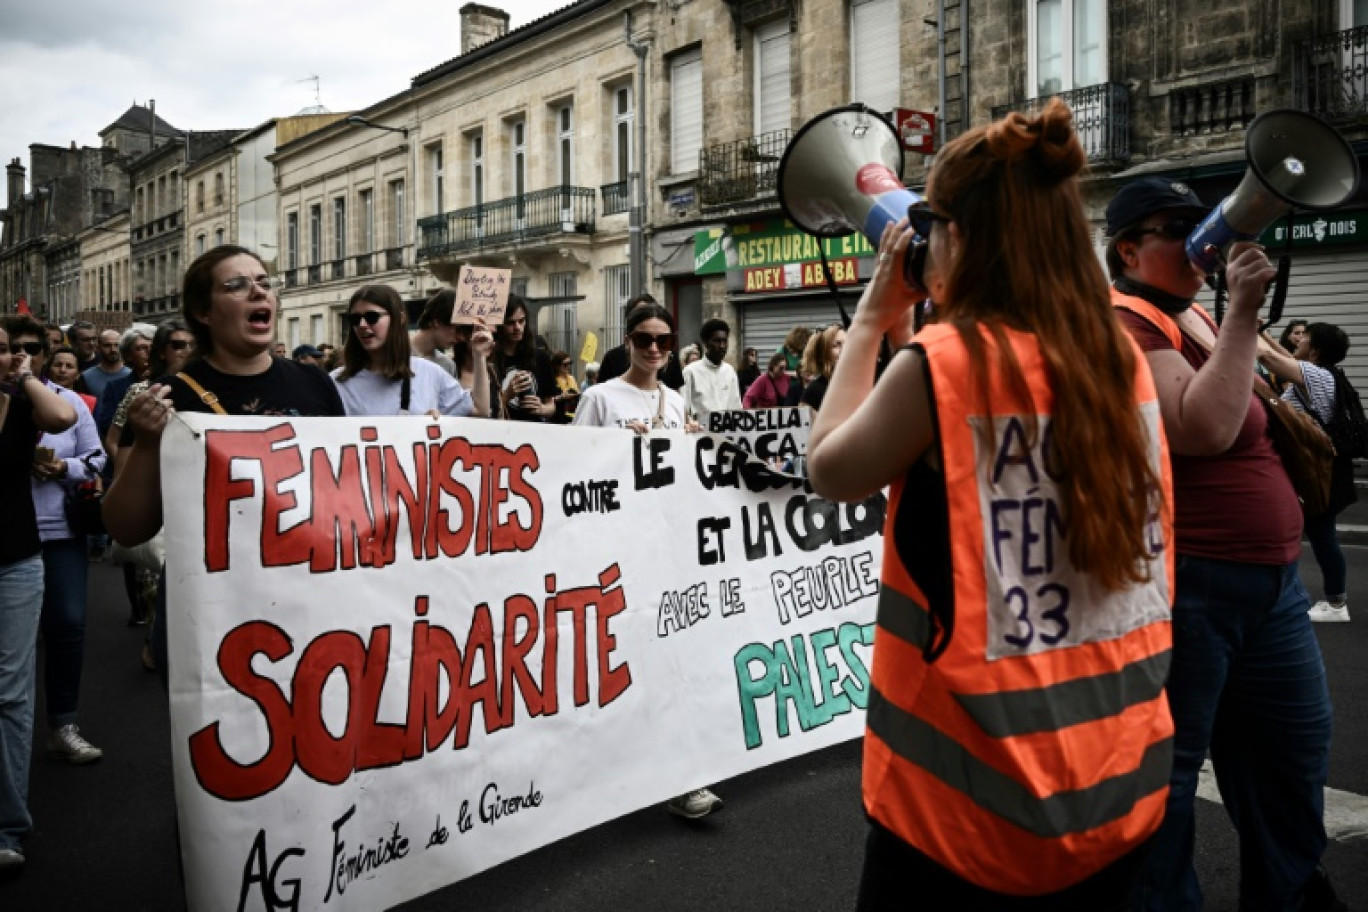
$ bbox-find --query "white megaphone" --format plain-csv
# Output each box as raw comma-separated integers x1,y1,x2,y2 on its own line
1186,108,1360,273
777,104,932,286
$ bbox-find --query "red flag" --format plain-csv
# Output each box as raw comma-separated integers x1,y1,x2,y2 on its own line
15,297,30,316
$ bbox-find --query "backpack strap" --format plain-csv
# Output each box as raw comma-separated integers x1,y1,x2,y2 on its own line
176,372,228,415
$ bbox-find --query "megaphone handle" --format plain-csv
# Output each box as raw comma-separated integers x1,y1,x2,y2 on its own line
1266,254,1291,328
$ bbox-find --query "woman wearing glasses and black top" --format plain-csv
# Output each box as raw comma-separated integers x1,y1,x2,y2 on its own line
572,304,691,434
331,285,490,418
104,246,345,678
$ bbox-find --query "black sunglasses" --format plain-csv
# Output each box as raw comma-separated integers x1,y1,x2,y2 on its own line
628,331,677,352
907,201,951,240
1135,218,1199,241
15,342,44,356
167,339,194,351
348,311,386,328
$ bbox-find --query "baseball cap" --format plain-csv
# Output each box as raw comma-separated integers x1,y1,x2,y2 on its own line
1105,177,1210,237
292,344,323,359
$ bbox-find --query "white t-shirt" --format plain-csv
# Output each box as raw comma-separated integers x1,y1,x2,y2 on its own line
331,356,474,417
572,377,687,430
681,358,742,423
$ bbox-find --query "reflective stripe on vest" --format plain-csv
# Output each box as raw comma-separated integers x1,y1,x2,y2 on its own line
864,322,1175,896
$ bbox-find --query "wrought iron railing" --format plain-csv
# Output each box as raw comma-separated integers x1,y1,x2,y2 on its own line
385,248,404,271
417,186,597,258
1294,26,1368,121
355,253,372,276
992,82,1131,164
133,293,179,317
601,178,631,215
1169,78,1254,136
698,129,790,207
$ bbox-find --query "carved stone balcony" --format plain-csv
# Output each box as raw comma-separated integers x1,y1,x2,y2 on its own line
698,129,790,208
1295,26,1368,123
992,83,1131,165
416,185,596,259
1169,78,1255,137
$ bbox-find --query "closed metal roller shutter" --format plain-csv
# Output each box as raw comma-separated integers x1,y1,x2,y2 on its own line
1266,248,1368,392
738,294,860,361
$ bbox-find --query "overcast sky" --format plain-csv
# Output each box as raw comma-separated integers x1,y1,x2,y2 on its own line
0,0,568,208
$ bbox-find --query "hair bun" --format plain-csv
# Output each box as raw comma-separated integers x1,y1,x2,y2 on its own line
984,97,1085,182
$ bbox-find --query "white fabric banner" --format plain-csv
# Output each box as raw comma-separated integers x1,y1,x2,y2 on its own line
162,415,883,911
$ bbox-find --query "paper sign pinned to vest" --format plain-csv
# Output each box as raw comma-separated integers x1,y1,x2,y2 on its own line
160,415,882,911
453,265,512,324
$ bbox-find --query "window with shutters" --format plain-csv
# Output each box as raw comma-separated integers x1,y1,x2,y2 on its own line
510,120,526,222
755,20,792,135
428,144,444,215
850,0,900,112
558,105,574,187
359,189,374,253
613,86,633,182
286,212,298,269
1028,0,1105,97
670,49,704,174
333,197,346,260
309,204,322,264
603,264,630,343
1344,0,1368,26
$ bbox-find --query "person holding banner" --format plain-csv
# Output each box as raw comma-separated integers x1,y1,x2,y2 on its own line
573,303,693,435
104,246,346,678
493,295,557,421
799,324,845,412
806,99,1174,908
331,285,491,419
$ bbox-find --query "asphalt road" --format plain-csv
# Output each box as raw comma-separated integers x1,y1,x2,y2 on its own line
2,544,1366,912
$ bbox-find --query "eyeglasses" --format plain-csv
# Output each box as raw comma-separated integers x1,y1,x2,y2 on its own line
348,311,387,328
220,276,280,297
907,201,951,239
15,342,44,356
1135,218,1199,241
167,339,194,351
627,331,677,352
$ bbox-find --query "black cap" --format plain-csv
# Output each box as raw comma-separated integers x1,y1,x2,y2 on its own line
292,344,323,359
1105,177,1209,236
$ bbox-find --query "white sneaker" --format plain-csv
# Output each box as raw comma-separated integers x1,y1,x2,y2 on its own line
47,724,103,764
667,787,723,819
1308,601,1351,623
0,847,23,870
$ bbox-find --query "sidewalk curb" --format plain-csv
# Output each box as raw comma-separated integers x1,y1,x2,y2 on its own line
1336,524,1368,547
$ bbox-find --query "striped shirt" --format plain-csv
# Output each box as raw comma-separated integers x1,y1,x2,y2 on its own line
1283,361,1338,424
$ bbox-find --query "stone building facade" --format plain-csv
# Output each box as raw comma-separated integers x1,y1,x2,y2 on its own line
78,210,132,313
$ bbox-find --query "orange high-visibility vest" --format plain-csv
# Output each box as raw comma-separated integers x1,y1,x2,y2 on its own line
1109,287,1213,348
864,322,1175,895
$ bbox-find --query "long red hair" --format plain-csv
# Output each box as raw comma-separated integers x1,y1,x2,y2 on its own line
928,98,1161,590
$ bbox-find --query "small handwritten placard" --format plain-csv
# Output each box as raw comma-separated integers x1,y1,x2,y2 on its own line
453,265,512,324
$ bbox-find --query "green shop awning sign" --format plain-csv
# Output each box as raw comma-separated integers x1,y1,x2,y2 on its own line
1258,210,1366,249
694,221,875,276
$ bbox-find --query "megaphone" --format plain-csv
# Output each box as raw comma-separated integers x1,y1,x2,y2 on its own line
777,104,931,287
1186,108,1360,273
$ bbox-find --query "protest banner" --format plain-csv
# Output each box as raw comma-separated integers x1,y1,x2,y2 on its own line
162,415,883,911
452,265,512,324
708,407,810,477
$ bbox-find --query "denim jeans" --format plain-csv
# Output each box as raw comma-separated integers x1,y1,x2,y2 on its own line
1302,512,1347,603
0,555,43,852
1132,557,1331,912
40,538,89,728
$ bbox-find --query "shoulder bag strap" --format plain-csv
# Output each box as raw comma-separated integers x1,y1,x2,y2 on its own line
652,383,667,428
176,371,228,416
400,374,412,414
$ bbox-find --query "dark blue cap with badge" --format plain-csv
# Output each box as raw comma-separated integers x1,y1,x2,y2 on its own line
1106,177,1210,236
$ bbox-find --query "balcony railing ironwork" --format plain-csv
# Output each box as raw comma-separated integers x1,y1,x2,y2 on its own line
1294,26,1368,121
355,253,373,276
601,178,631,215
1169,77,1254,136
992,82,1131,165
385,248,404,271
307,264,322,285
417,185,597,259
133,293,179,317
698,129,790,207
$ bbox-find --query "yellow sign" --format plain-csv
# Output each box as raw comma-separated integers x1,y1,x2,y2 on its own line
579,332,599,363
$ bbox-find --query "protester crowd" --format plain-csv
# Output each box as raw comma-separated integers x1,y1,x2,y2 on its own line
0,101,1363,912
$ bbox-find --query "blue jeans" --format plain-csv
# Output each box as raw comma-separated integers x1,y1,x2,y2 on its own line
1132,556,1331,912
0,555,43,852
40,538,89,727
1302,512,1347,603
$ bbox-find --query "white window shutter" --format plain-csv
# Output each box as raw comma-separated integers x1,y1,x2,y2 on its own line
671,49,704,174
851,0,900,113
756,20,791,135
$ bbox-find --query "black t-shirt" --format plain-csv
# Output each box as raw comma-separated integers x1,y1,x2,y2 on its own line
493,347,557,422
0,392,40,565
800,375,829,411
121,357,345,447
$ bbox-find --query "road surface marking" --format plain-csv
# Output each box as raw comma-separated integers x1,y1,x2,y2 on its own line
1197,759,1368,841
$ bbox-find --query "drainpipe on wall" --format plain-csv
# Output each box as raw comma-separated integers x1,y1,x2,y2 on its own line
625,10,649,296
